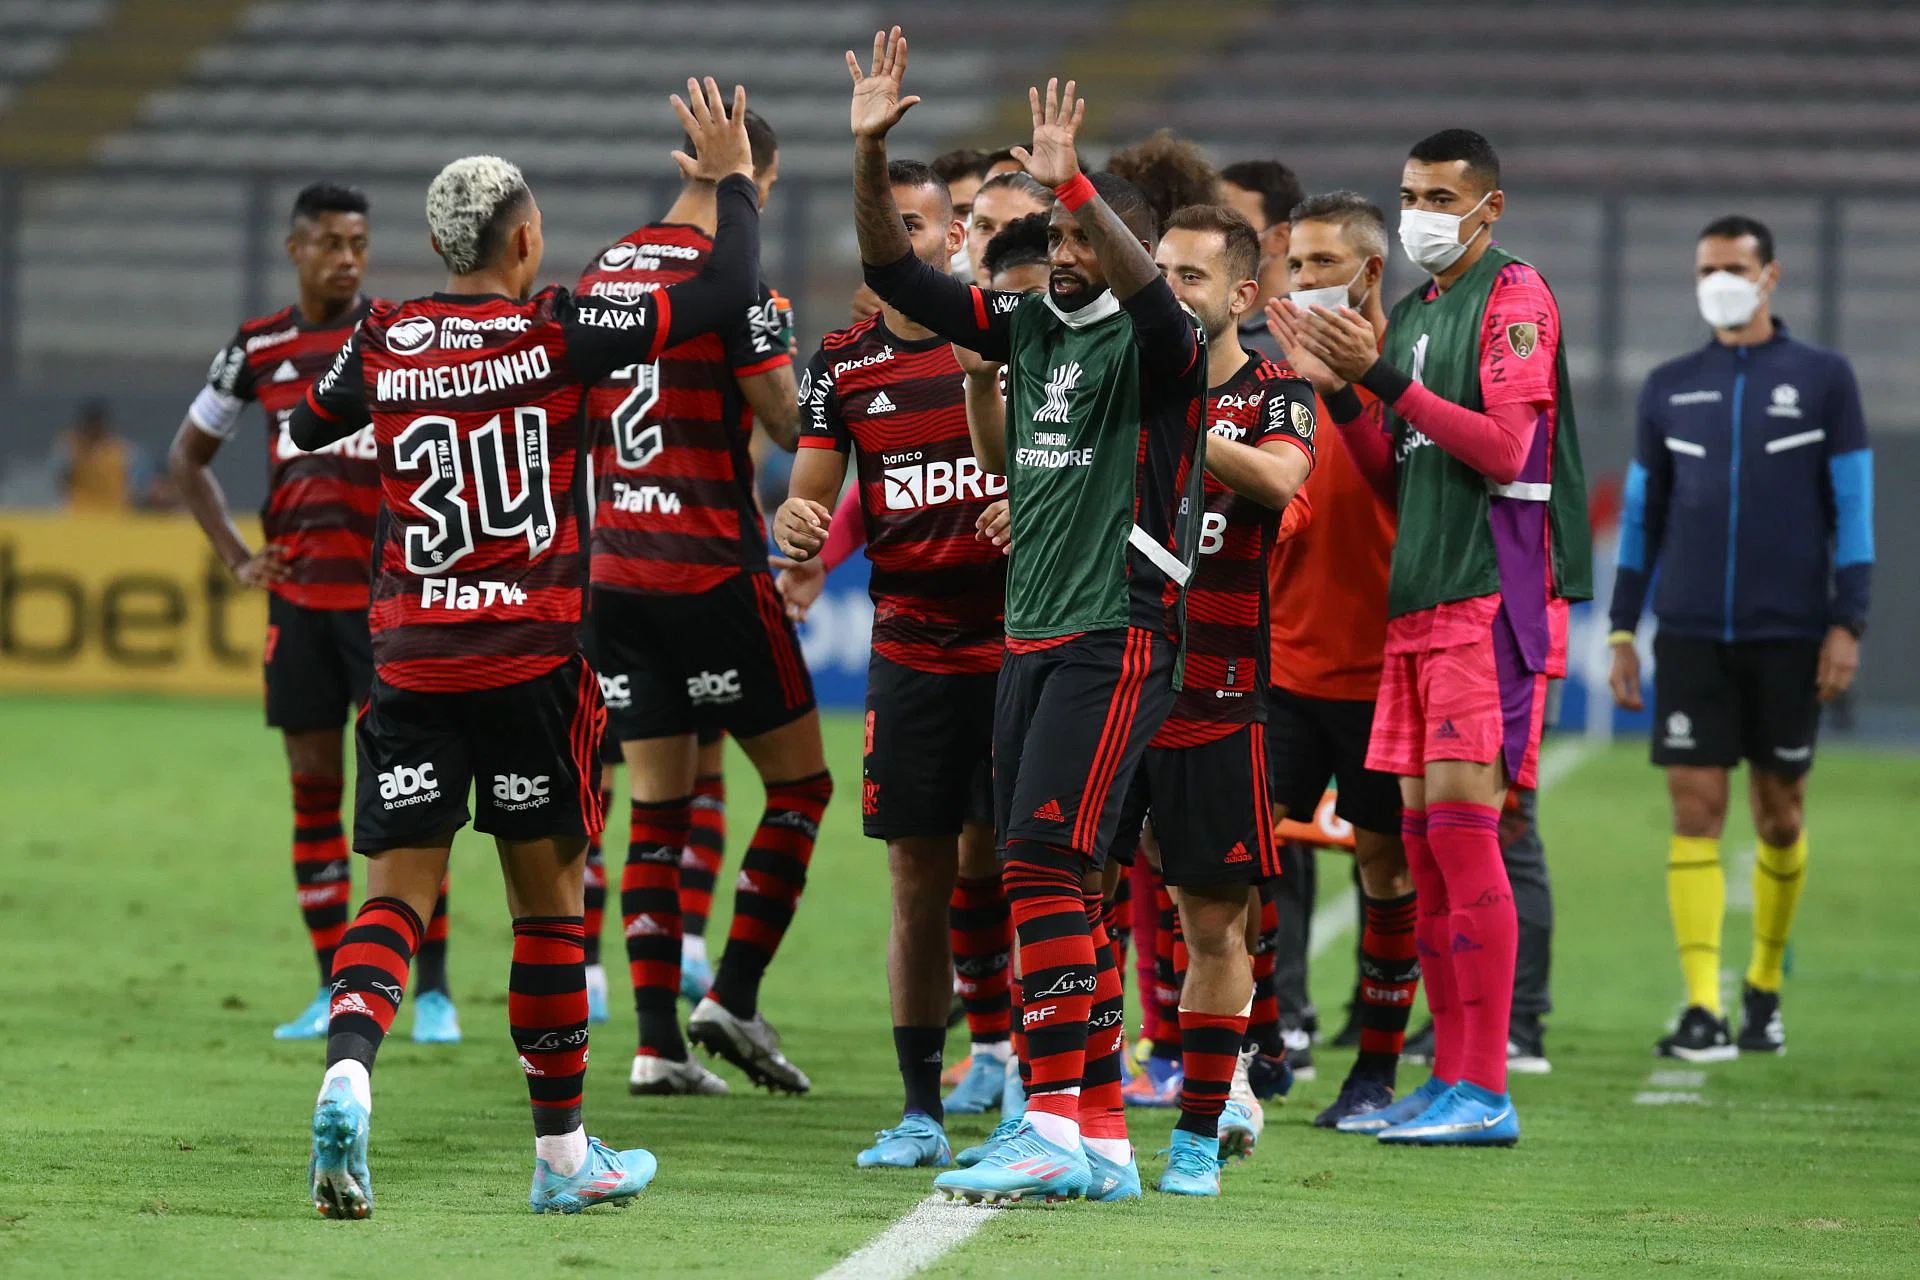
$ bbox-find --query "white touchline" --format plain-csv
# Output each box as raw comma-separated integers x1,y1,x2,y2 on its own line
815,736,1606,1280
1636,1068,1707,1106
815,1195,997,1280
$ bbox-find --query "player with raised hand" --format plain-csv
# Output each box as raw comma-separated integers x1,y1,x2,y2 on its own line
1274,129,1591,1147
773,156,1006,1169
575,102,823,1100
167,184,460,1046
287,78,764,1218
851,29,1209,1204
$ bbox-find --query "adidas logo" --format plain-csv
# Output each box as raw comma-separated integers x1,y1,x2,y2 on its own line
1450,931,1484,955
1224,841,1252,864
867,390,897,415
330,992,372,1019
1032,798,1064,823
1434,718,1461,740
625,913,669,938
272,358,299,382
736,870,760,893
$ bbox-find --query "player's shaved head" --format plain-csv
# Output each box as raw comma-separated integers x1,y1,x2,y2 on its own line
1407,128,1501,196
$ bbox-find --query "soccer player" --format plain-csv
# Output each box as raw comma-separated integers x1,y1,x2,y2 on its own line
1123,203,1315,1196
851,30,1208,1203
1219,160,1305,363
932,148,991,278
1274,129,1591,1146
1105,130,1218,232
287,80,763,1217
964,172,1053,297
577,108,831,1097
772,159,1007,1167
168,182,461,1046
1608,214,1872,1060
1259,192,1420,1130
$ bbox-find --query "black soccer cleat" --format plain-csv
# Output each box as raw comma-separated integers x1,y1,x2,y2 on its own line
1654,1005,1738,1063
1736,985,1786,1055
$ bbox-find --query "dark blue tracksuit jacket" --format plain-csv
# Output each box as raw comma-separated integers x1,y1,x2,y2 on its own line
1610,321,1874,642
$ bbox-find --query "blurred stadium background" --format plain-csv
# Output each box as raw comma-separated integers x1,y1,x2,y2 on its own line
0,0,1913,725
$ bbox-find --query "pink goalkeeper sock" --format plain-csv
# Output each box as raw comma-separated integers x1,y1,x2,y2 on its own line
1427,801,1517,1095
1402,809,1462,1084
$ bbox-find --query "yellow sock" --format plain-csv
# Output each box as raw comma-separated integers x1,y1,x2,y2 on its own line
1747,833,1808,993
1667,835,1725,1014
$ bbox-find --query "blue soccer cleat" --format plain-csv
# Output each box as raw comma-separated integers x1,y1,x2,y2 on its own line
944,1052,1007,1115
680,950,713,1005
1001,1056,1026,1121
530,1137,658,1213
585,964,610,1024
1083,1143,1142,1201
1377,1081,1519,1147
932,1123,1090,1204
309,1078,373,1219
1121,1053,1182,1108
856,1112,952,1168
1337,1073,1449,1134
410,990,462,1044
1315,1075,1395,1130
1155,1128,1222,1197
954,1114,1024,1168
274,989,330,1041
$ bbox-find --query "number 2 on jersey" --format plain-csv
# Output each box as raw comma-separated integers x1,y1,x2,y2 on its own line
394,407,557,573
610,361,664,469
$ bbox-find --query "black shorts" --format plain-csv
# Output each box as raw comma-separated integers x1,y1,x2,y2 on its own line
1108,724,1279,889
1265,685,1403,836
265,594,372,732
585,576,815,744
353,654,606,853
863,654,998,840
1651,633,1822,777
995,627,1175,863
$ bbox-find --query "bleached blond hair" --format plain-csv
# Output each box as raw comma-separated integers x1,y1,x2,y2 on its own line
425,155,529,274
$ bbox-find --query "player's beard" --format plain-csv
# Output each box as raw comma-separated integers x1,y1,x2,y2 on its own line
1188,296,1232,341
1049,268,1100,309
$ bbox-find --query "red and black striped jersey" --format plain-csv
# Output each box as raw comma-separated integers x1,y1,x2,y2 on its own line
189,298,381,610
577,222,791,597
1152,353,1317,748
799,315,1007,674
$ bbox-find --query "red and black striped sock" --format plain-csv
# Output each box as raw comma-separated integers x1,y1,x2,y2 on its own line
1103,874,1132,1000
1079,893,1128,1145
1353,890,1420,1082
1176,1007,1248,1139
950,875,1012,1048
1001,841,1094,1125
1247,882,1284,1056
582,783,612,966
291,772,352,986
510,916,589,1137
414,877,450,996
678,772,728,937
711,771,832,1019
622,797,690,1059
1150,879,1184,1060
324,896,423,1070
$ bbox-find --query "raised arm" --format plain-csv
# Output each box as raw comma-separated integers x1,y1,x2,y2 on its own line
1013,79,1154,304
850,28,1013,359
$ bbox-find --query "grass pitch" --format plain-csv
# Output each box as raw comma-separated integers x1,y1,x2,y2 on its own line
1,696,1916,1277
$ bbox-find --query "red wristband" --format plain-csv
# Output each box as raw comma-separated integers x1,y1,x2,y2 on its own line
1054,172,1096,212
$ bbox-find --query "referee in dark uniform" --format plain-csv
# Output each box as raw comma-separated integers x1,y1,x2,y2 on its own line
1607,214,1873,1063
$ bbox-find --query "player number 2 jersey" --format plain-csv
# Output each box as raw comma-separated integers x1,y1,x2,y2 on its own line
1154,355,1316,748
189,300,381,610
577,222,791,597
799,315,1007,674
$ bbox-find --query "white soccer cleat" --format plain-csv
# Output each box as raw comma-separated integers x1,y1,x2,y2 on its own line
1218,1049,1266,1159
686,996,811,1094
628,1051,730,1096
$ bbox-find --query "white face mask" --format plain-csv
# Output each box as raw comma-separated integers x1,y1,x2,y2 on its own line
1398,191,1492,275
1290,262,1370,314
949,241,974,284
1696,270,1764,329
